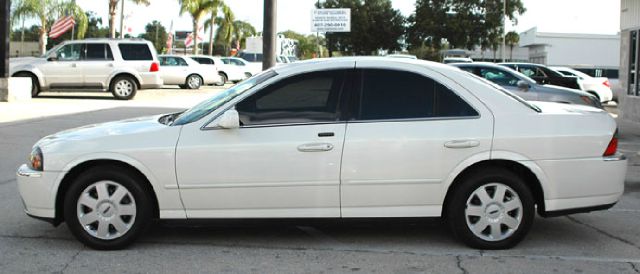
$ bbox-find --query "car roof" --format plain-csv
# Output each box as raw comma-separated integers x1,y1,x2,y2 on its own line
271,56,460,76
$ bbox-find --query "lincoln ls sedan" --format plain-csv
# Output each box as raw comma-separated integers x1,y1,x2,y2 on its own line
17,57,627,250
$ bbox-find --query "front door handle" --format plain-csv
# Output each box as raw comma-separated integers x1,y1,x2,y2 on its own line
298,143,334,152
71,63,77,67
444,140,480,149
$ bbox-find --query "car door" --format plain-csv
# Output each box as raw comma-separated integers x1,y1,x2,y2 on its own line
518,65,548,84
38,43,84,88
340,62,493,217
79,43,115,89
159,56,187,85
175,68,353,218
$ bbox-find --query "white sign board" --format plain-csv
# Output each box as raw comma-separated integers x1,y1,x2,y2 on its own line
245,37,262,53
311,9,351,32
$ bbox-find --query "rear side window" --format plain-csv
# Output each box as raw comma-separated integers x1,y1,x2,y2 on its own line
85,43,114,60
356,69,477,120
192,57,213,65
118,43,153,60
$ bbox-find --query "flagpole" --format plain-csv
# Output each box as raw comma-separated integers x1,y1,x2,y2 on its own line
71,0,75,40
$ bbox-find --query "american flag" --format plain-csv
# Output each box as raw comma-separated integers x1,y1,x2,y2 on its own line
184,32,203,48
49,16,75,39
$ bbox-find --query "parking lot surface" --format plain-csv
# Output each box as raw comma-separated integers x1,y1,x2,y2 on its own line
1,89,639,273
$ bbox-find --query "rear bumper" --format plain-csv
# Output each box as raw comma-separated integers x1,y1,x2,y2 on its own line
139,72,163,89
537,154,627,213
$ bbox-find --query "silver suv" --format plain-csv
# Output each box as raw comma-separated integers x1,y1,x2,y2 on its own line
9,39,162,100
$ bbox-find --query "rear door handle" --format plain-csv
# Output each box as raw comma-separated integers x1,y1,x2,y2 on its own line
298,143,334,152
444,140,480,149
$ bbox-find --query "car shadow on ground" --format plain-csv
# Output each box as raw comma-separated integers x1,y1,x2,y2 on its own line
36,94,117,100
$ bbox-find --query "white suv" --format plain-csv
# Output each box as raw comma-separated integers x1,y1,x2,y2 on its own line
9,39,162,100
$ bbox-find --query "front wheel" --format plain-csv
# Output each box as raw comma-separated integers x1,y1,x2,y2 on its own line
446,168,534,249
215,73,227,86
186,74,202,89
14,72,40,97
64,166,153,250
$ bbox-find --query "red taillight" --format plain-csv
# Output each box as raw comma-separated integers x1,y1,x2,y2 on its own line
603,135,618,156
150,62,160,72
602,79,610,88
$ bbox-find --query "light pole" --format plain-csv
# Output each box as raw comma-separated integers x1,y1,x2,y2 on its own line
501,0,506,62
263,0,277,70
1,0,9,78
119,0,125,39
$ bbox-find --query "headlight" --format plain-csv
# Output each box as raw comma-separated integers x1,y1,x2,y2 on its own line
28,147,43,171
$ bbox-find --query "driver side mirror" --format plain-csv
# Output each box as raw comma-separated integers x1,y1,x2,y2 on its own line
216,109,240,129
47,55,58,61
517,80,530,91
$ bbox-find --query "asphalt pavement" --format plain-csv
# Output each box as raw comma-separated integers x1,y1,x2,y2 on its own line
0,90,639,274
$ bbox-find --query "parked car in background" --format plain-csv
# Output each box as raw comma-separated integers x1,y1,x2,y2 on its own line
452,62,601,108
386,54,418,59
158,55,220,89
189,55,245,85
574,68,620,102
550,66,613,103
443,57,473,64
221,56,262,77
17,57,625,250
499,62,581,90
9,38,162,100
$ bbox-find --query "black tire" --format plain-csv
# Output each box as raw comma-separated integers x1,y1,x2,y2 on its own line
216,72,228,86
185,74,202,89
110,76,137,100
63,165,153,250
446,167,534,250
14,72,40,97
179,85,188,89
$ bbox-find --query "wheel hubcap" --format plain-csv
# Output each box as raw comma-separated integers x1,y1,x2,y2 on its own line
188,76,200,88
114,80,133,97
465,183,523,242
76,181,136,240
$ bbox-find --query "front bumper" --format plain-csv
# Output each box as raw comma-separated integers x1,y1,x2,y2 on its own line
16,164,59,219
537,154,627,214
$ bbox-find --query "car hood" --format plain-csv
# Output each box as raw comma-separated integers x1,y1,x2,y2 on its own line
9,57,46,71
36,114,168,149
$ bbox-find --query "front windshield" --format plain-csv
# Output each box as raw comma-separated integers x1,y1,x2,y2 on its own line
42,43,64,58
172,70,277,125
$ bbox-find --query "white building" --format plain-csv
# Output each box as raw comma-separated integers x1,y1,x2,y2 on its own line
519,27,620,68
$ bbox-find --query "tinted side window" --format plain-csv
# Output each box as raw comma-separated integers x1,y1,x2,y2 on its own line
236,70,346,126
86,43,113,60
118,43,153,60
356,69,477,120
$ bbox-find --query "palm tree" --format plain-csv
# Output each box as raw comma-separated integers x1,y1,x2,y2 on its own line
505,31,520,61
12,0,88,55
180,0,221,54
232,20,256,50
213,5,235,54
108,0,150,39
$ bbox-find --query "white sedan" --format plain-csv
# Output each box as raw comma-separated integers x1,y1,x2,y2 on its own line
16,57,627,250
551,66,614,103
158,55,221,89
189,55,247,85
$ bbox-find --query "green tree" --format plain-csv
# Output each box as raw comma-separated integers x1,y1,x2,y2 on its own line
281,30,326,59
505,30,519,61
108,0,150,39
407,0,525,53
212,4,235,54
180,0,223,55
84,11,110,38
319,0,405,56
140,21,168,53
12,0,88,55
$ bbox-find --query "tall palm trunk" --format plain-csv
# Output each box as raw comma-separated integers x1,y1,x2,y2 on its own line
192,20,199,54
509,45,514,61
208,12,215,55
38,19,47,55
109,2,117,38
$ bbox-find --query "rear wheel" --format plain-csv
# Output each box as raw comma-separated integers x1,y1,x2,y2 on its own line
446,168,534,249
14,72,40,97
110,76,137,100
63,166,152,250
